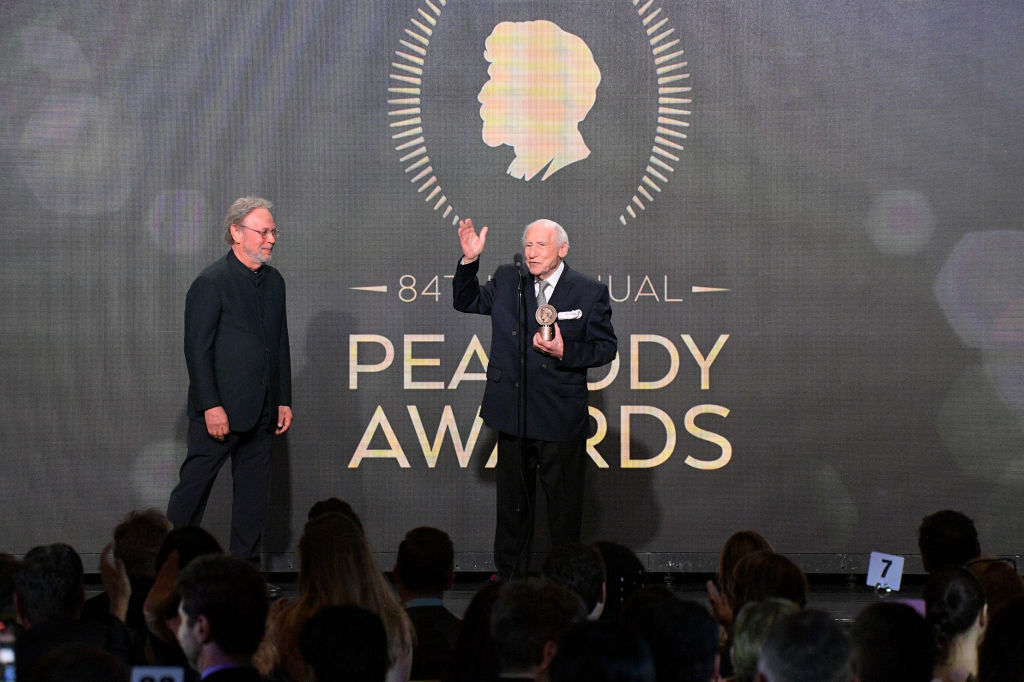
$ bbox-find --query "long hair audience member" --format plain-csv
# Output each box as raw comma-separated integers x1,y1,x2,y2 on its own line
924,566,987,682
707,531,774,629
264,512,414,682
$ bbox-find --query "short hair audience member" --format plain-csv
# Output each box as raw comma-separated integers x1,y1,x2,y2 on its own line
543,542,607,620
443,580,503,682
15,543,132,679
175,554,268,680
490,578,584,681
593,541,647,624
394,526,461,680
730,598,800,682
977,595,1024,682
756,609,850,682
621,590,719,682
298,605,390,682
549,621,655,682
918,510,981,573
924,566,987,682
850,601,935,682
82,508,172,661
31,643,130,682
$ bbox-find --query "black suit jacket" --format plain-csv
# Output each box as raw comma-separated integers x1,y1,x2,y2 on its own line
453,259,616,441
185,250,291,432
407,604,462,680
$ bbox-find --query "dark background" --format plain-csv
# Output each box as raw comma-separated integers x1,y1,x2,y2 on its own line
1,0,1021,571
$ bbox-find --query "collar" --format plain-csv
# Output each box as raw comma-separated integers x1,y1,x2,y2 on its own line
227,249,264,282
536,260,565,292
404,597,445,608
201,663,246,678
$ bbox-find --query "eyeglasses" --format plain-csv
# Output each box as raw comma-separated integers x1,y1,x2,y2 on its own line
236,224,281,240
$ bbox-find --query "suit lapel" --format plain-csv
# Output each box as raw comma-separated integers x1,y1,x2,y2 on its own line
548,262,574,309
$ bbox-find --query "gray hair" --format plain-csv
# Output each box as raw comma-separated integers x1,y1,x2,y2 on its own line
223,196,273,245
522,218,568,248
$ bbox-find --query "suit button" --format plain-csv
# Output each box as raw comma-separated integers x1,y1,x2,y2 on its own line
512,331,517,336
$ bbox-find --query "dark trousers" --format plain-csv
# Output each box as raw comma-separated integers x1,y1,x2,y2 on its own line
495,432,587,579
166,410,274,565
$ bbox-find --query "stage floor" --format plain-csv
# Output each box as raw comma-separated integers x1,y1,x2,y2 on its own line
84,572,924,625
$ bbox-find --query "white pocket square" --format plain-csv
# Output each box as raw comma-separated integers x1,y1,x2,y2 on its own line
557,309,582,320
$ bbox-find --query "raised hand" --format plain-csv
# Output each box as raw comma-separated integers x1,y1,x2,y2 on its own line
458,218,488,263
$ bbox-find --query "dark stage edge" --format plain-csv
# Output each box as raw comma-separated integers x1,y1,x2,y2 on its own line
85,571,927,624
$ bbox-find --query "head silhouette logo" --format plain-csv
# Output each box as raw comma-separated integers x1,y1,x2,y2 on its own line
478,20,601,182
387,1,691,225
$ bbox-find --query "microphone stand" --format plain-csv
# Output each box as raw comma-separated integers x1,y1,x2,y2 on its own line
513,254,531,579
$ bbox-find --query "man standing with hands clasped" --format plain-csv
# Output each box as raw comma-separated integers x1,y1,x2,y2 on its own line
453,217,617,579
167,196,293,569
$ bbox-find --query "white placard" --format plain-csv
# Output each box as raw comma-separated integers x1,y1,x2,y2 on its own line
866,551,904,591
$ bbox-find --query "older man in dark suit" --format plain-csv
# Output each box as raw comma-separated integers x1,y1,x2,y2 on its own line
167,196,293,568
453,217,617,579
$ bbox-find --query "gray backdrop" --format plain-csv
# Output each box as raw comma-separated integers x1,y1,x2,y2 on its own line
1,0,1022,572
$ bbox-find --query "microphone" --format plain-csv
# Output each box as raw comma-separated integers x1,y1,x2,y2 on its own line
513,253,530,279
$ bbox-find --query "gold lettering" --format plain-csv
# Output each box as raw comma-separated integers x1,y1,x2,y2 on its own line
634,275,659,301
683,404,732,470
681,334,729,390
631,334,680,389
586,406,610,468
349,405,411,468
448,334,489,389
404,334,445,389
620,405,676,469
408,405,485,468
348,334,395,389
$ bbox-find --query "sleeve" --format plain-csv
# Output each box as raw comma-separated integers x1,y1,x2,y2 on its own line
451,257,497,315
558,283,617,370
183,275,223,411
278,281,292,406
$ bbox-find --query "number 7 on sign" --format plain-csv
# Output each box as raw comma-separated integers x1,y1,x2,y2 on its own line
866,551,905,591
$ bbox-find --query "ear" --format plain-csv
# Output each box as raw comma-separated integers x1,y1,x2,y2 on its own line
194,613,213,644
13,593,30,629
558,241,569,258
539,639,558,671
979,603,989,629
228,223,242,244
